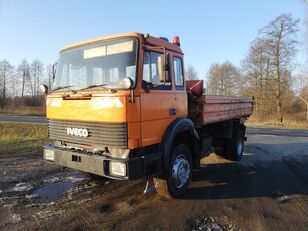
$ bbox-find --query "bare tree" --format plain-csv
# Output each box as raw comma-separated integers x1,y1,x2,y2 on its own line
260,14,299,122
241,39,274,117
31,60,42,95
185,65,198,80
30,60,44,105
207,61,240,96
6,66,18,99
17,59,30,98
46,64,54,90
303,1,308,73
0,60,13,108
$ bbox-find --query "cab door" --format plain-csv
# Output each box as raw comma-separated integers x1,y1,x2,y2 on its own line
139,51,175,147
173,55,188,118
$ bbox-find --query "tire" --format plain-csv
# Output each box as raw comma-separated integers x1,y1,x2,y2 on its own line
214,138,227,158
227,129,244,161
155,144,192,198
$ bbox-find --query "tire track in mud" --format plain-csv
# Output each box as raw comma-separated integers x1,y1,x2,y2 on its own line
35,178,158,230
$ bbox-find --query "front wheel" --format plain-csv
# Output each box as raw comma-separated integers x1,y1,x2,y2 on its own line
155,144,192,198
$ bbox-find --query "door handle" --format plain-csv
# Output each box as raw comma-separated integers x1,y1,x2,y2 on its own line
169,108,176,116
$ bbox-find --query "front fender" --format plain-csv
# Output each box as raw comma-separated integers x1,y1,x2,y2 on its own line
160,118,199,171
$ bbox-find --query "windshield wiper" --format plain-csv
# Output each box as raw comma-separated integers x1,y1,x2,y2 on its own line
52,85,74,92
77,84,115,92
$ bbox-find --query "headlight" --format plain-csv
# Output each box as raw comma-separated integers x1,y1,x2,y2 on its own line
44,149,55,161
109,162,126,177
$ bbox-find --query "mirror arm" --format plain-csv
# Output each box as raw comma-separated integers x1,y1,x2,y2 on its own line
130,89,135,103
163,47,166,85
52,62,58,81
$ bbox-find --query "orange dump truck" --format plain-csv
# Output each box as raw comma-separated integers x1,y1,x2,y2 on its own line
42,32,253,198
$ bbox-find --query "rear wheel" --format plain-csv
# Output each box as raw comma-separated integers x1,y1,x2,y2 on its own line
155,144,192,198
214,138,227,158
227,129,244,161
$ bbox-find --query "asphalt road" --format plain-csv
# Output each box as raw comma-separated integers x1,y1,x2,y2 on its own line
0,115,47,124
246,126,308,137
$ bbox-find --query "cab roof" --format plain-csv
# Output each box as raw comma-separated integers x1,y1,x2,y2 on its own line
60,32,183,54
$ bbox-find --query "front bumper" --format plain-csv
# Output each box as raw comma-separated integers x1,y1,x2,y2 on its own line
43,144,161,180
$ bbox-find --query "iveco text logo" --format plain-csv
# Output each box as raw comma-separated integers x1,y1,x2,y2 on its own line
67,127,89,137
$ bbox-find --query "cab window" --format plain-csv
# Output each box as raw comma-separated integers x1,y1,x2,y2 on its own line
142,51,171,90
174,56,184,90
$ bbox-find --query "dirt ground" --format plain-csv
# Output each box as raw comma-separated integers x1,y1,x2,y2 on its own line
1,131,308,231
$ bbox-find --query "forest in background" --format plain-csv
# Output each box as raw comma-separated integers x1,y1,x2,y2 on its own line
188,14,308,127
0,13,307,126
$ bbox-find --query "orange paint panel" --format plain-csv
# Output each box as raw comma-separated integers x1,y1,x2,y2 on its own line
47,96,127,123
174,92,188,117
141,118,175,147
126,96,140,123
140,91,174,121
127,122,141,149
140,90,176,147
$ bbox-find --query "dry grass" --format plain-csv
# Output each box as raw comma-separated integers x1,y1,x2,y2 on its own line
0,122,48,141
0,106,45,116
0,122,49,158
247,112,308,129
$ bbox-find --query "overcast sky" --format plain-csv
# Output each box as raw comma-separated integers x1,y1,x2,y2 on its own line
0,0,307,79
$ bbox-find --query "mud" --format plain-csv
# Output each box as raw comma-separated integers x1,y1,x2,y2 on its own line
1,130,308,230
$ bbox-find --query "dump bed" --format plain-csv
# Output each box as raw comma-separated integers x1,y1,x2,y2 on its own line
186,80,254,128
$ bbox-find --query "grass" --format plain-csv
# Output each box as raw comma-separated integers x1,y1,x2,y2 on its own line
247,114,308,129
0,106,45,116
0,122,50,159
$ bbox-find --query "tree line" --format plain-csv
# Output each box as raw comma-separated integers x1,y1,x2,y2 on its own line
204,13,307,123
0,59,53,108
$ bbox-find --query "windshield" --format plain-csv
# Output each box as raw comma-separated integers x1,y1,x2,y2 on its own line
54,38,138,91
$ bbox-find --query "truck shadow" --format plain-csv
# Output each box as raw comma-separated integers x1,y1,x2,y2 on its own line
182,142,308,201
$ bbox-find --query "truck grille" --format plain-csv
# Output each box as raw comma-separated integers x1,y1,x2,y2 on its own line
48,120,128,148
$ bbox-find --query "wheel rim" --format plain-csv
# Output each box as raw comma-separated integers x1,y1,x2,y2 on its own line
237,139,243,156
171,154,191,189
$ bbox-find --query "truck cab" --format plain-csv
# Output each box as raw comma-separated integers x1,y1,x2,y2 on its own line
43,32,253,198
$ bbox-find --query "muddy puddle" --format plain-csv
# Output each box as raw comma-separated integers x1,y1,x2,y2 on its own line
0,166,88,206
32,182,75,203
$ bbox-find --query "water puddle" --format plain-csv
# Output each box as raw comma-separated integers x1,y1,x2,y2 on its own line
33,182,74,203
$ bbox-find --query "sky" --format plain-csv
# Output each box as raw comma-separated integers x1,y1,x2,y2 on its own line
0,0,307,79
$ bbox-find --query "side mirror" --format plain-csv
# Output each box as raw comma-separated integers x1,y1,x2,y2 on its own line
157,54,170,83
121,77,134,89
39,84,49,94
52,63,58,81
